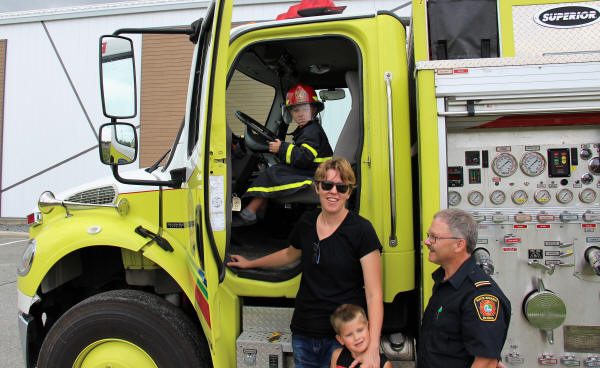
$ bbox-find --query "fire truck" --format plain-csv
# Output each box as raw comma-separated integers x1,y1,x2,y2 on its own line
17,0,600,366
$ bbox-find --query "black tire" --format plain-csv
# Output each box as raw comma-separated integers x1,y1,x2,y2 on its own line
37,289,210,368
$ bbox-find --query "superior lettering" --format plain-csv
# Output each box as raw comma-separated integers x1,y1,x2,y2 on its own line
542,10,598,21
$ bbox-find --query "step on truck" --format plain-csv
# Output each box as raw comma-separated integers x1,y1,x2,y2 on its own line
17,0,600,367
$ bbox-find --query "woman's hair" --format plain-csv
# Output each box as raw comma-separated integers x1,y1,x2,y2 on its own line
314,157,356,187
330,304,368,334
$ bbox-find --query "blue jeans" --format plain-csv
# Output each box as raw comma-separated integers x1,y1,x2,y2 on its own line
292,334,341,368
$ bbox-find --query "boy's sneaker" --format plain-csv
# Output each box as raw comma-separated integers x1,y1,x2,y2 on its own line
232,208,257,227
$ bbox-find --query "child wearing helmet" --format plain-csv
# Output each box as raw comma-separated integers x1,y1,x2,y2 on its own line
233,83,333,227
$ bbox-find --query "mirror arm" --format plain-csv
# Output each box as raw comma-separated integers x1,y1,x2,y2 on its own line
110,164,182,189
113,27,193,37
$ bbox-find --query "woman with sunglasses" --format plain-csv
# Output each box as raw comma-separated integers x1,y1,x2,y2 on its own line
227,157,383,368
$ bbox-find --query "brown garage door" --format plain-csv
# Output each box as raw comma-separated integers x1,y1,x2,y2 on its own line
140,35,275,167
140,34,194,167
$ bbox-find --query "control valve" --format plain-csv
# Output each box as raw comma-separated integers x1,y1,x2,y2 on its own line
584,246,600,276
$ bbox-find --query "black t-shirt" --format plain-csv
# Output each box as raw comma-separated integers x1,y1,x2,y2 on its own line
289,210,382,337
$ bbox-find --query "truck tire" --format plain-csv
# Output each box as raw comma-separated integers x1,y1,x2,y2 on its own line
37,289,210,368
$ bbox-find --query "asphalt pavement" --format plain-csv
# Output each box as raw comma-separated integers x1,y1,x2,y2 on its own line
0,232,28,368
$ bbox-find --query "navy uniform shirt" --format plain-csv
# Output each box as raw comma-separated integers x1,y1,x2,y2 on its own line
417,256,511,368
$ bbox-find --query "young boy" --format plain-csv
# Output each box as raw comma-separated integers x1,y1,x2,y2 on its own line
330,304,392,368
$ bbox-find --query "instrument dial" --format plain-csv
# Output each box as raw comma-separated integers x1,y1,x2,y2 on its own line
468,191,484,206
492,153,518,177
579,188,597,204
589,157,600,175
556,188,573,204
448,191,461,207
581,173,594,185
489,190,506,205
534,189,551,205
520,152,546,177
580,148,593,160
512,190,529,205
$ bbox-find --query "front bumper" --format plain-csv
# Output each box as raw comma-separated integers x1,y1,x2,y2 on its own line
17,312,33,368
17,290,38,368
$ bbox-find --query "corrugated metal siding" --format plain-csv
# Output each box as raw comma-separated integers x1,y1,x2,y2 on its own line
140,34,194,167
0,39,6,212
226,71,275,137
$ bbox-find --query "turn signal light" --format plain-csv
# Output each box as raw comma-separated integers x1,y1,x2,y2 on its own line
27,212,42,226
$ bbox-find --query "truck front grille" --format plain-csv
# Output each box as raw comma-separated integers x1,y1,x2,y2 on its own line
66,186,116,205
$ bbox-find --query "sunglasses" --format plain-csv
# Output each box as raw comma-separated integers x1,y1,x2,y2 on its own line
318,180,351,194
313,241,320,264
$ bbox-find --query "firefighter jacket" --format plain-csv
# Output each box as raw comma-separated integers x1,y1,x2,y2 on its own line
245,120,333,198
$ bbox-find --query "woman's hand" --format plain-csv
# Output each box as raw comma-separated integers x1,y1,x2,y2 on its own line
227,254,253,269
269,139,282,154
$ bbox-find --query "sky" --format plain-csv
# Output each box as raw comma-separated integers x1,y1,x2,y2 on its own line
2,0,132,12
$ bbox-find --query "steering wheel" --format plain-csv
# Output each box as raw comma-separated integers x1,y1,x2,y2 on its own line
235,111,278,142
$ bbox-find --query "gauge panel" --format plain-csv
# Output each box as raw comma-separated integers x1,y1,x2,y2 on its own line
556,189,573,204
467,191,484,206
448,191,461,207
579,188,597,204
492,153,518,177
512,190,529,205
489,190,506,205
534,189,551,205
520,152,546,177
548,148,571,177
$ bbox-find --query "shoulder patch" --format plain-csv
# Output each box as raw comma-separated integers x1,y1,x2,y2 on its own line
473,294,499,321
474,280,491,288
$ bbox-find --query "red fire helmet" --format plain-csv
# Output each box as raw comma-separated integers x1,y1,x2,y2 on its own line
285,83,324,113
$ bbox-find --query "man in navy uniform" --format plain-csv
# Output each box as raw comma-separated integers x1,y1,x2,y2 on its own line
418,209,511,368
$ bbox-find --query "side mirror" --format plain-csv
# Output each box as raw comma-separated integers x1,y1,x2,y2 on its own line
99,123,138,165
100,35,137,118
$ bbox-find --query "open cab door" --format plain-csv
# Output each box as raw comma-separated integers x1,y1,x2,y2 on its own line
185,0,235,366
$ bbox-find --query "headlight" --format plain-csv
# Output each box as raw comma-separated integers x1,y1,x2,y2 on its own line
17,239,36,276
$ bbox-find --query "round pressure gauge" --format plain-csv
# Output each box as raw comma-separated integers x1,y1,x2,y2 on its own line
468,191,484,206
448,191,462,207
520,152,546,177
589,157,600,175
579,188,597,204
534,189,551,205
489,190,506,205
556,188,573,204
492,153,518,177
512,190,529,205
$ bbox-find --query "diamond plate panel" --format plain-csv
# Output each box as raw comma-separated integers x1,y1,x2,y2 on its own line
242,306,293,333
513,2,600,57
237,331,292,367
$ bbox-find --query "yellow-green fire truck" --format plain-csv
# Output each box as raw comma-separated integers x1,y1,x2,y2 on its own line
18,0,600,366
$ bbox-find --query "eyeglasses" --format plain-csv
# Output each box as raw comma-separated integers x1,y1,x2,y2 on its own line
425,233,463,244
313,241,320,264
318,180,350,194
